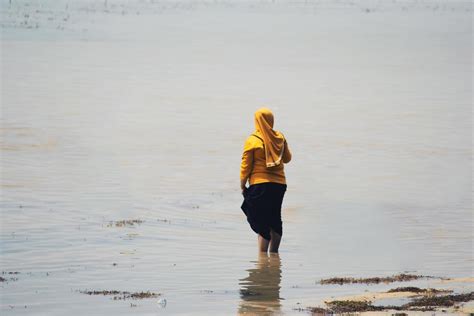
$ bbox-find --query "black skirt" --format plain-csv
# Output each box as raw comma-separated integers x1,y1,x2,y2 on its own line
241,182,287,241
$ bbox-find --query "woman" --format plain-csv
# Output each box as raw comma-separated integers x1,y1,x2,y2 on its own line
240,108,292,253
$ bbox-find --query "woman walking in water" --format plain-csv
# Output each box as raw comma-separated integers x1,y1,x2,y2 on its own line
240,108,292,253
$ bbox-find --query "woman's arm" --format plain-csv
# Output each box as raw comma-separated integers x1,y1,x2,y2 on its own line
240,138,254,191
282,139,292,163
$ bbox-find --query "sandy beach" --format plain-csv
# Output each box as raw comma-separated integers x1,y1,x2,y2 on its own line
1,0,472,315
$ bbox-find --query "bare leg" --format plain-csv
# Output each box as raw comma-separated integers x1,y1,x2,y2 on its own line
269,230,281,253
258,235,270,252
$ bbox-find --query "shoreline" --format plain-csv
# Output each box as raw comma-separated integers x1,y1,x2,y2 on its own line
297,276,474,315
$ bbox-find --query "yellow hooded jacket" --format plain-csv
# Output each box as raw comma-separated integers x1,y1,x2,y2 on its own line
240,108,291,185
240,133,292,186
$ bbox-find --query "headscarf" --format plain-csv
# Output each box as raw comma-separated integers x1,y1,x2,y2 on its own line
253,107,285,168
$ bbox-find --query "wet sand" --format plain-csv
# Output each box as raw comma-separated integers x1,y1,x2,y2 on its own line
1,0,472,315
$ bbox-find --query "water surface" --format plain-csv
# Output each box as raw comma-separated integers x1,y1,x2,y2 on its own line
1,0,472,315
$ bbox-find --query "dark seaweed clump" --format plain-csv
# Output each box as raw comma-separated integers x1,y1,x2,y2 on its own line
405,292,474,310
82,290,122,296
80,290,160,300
387,287,451,294
326,300,386,313
319,273,433,285
107,219,143,227
293,306,328,315
1,271,20,282
127,292,159,299
301,292,474,313
294,302,381,315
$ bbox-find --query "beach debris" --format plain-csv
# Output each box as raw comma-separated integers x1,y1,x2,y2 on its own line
319,273,434,285
107,219,143,227
80,290,160,300
157,298,167,308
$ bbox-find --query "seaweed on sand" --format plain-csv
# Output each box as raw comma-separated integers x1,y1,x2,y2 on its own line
293,306,329,315
325,300,388,313
319,273,434,285
306,292,474,313
387,287,452,294
405,292,474,310
294,302,386,315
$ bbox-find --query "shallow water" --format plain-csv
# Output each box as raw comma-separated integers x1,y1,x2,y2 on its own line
1,0,472,315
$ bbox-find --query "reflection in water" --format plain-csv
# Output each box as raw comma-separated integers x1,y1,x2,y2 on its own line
238,253,282,315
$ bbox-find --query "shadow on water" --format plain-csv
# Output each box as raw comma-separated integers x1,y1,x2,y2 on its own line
238,252,282,315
